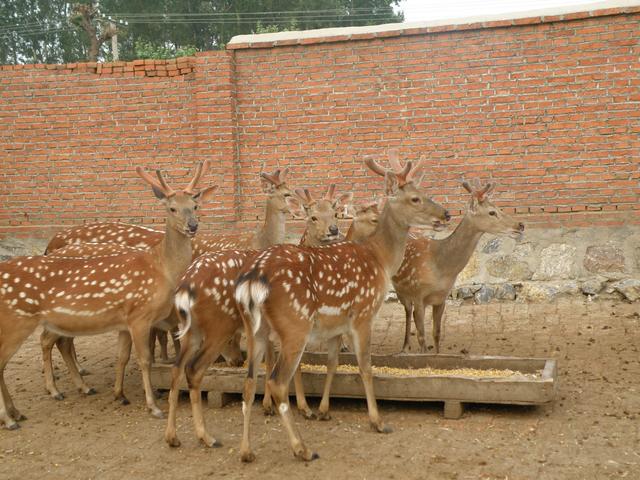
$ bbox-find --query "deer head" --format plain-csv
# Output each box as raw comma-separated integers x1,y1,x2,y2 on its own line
136,161,218,238
462,180,524,239
365,155,450,231
286,184,353,245
345,201,382,242
260,168,293,214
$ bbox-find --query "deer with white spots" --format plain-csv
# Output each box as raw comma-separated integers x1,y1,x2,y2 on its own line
163,184,352,448
41,167,292,386
394,180,525,353
233,157,450,462
0,161,217,429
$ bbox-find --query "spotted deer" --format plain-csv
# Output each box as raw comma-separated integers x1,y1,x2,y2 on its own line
163,184,352,448
344,201,382,242
233,157,450,462
0,161,216,429
394,180,525,353
42,168,292,383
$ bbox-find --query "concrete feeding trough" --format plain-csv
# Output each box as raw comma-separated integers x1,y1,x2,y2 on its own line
151,352,557,419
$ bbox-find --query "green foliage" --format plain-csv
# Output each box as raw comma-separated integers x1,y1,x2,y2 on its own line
134,40,197,59
0,0,403,64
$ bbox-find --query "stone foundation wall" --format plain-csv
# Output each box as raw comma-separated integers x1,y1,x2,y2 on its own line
451,224,640,303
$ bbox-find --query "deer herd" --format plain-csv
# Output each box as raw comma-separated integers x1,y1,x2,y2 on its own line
0,155,524,462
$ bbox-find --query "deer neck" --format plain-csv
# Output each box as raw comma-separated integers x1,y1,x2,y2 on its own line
433,213,483,276
254,201,286,248
155,222,193,286
368,201,410,276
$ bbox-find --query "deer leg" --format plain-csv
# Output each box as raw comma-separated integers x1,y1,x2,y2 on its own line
57,336,95,396
413,300,428,353
352,320,391,434
164,331,197,448
71,340,88,376
293,366,314,420
268,337,318,462
0,325,33,429
155,328,170,363
41,330,64,400
262,341,275,416
401,300,414,353
113,330,132,406
432,303,446,354
129,321,163,418
317,335,341,421
240,333,267,463
170,327,181,359
186,335,230,448
148,328,157,362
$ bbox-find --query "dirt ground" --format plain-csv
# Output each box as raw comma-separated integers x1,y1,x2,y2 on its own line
1,297,639,480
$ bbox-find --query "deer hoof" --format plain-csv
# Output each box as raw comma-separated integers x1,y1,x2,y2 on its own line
85,387,97,396
10,410,26,422
240,451,256,463
5,421,20,430
78,368,89,376
300,409,316,420
166,436,181,448
372,422,393,434
262,406,275,416
52,392,65,401
317,411,331,421
150,408,165,419
295,448,319,462
201,437,222,448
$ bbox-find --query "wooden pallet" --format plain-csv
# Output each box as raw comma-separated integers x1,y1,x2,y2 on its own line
151,352,557,419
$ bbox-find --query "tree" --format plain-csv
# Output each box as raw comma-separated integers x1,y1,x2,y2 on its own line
0,0,403,65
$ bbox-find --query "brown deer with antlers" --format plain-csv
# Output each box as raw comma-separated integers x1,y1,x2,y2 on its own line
0,161,216,429
164,184,352,448
234,157,449,462
41,168,292,393
394,180,525,353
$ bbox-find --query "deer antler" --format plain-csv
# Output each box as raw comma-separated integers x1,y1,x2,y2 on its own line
323,184,336,201
136,166,176,198
294,188,315,206
365,154,417,188
155,170,176,197
260,168,287,187
184,160,210,194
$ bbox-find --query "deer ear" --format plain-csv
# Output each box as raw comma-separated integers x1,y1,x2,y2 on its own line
279,168,289,183
332,192,353,209
285,196,306,219
384,171,399,196
192,185,218,202
338,204,356,220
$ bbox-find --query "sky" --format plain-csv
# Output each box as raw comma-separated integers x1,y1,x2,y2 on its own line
396,0,603,22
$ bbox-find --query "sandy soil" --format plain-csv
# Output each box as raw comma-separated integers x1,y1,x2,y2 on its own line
1,298,639,480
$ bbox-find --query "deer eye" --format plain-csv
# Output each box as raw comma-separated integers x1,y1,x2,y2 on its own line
170,207,177,213
311,216,318,222
194,205,199,211
489,211,497,216
411,197,420,204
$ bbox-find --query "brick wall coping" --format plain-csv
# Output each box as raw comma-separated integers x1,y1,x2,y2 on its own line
0,56,196,75
227,0,640,50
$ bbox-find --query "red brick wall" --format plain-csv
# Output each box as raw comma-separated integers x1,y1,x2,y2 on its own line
1,7,638,240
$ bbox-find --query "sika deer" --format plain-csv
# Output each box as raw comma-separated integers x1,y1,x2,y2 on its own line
0,161,216,429
42,168,292,383
234,157,449,462
344,202,382,242
164,184,351,448
394,181,524,353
